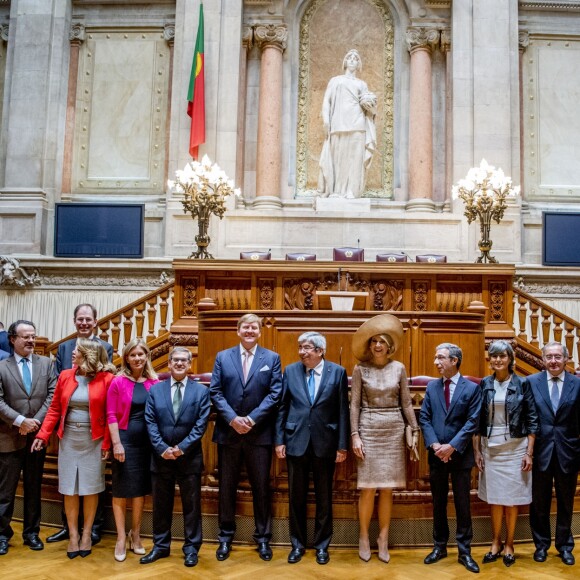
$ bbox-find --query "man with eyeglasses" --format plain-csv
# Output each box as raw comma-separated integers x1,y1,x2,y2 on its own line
210,313,282,562
141,347,210,567
275,331,349,565
528,341,580,566
419,342,481,574
0,320,56,556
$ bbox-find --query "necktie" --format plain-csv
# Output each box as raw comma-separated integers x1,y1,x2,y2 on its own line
550,377,560,413
21,358,32,395
444,379,451,410
173,381,183,416
307,369,315,403
242,350,250,383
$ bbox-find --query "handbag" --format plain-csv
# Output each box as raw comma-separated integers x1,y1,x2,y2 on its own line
405,424,420,462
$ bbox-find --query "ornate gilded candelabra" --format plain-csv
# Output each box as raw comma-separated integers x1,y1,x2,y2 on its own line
452,159,520,264
169,155,240,259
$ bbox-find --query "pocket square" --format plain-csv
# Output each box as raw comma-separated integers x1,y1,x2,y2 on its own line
260,365,270,372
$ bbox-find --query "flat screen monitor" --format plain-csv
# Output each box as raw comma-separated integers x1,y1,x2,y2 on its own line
542,212,580,267
54,203,144,258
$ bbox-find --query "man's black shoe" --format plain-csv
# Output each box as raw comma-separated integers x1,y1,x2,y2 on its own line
458,554,480,573
140,548,170,564
257,542,272,561
316,548,329,565
424,548,447,564
287,547,305,563
533,548,548,562
0,540,8,555
184,552,198,567
216,542,231,561
23,535,44,551
46,528,69,543
560,551,575,566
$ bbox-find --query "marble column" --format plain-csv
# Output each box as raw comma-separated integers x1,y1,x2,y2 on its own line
518,30,529,199
406,27,439,213
253,23,287,211
236,25,252,194
441,29,452,212
61,23,85,198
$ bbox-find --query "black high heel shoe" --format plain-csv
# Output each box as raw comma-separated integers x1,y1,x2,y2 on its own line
482,543,504,563
67,550,80,559
503,553,516,567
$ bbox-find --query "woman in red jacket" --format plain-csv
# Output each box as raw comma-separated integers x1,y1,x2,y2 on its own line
32,339,116,559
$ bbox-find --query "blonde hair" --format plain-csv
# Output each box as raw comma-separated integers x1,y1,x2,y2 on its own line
119,338,157,380
76,338,116,375
237,313,262,330
367,333,395,357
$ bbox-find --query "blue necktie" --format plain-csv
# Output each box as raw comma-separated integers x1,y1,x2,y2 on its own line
307,369,315,403
550,377,560,413
21,358,32,395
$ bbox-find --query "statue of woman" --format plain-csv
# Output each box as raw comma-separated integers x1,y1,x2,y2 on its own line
318,49,377,199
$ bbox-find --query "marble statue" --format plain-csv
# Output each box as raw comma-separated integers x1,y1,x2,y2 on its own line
318,49,377,198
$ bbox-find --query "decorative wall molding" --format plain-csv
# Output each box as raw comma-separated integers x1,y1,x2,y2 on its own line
254,23,288,51
0,257,40,288
406,27,441,53
0,23,8,43
69,23,86,43
520,1,580,11
163,23,175,44
519,30,530,51
39,272,168,289
440,28,451,52
242,25,253,50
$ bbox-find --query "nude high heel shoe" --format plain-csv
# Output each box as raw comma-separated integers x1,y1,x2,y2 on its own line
114,536,126,562
129,530,146,555
377,536,390,563
358,537,371,562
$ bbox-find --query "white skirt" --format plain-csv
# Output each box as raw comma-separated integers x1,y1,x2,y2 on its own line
477,435,531,505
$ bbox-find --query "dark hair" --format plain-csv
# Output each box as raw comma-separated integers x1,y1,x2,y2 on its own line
7,320,36,343
488,339,515,373
74,304,97,319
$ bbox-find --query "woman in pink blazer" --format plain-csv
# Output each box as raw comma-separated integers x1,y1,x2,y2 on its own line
107,338,158,561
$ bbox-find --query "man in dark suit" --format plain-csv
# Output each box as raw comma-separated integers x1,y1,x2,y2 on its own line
140,346,210,568
0,320,56,556
275,331,349,565
55,304,113,374
210,313,282,562
0,321,10,353
419,342,481,574
47,303,113,544
528,341,580,566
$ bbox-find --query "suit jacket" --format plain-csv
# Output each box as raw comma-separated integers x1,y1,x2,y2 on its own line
36,369,115,449
419,375,481,470
0,350,9,361
210,345,282,446
145,378,211,474
0,329,9,353
55,336,113,374
275,360,350,458
528,370,580,474
0,354,56,452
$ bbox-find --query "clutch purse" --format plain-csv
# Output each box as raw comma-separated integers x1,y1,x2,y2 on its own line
405,425,420,462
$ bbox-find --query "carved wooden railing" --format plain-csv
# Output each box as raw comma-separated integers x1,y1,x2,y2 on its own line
513,287,580,373
46,281,174,361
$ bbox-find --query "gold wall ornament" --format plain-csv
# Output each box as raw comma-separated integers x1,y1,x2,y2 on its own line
168,156,241,259
452,159,521,264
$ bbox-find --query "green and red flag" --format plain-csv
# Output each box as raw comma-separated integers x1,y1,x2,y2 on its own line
187,2,205,159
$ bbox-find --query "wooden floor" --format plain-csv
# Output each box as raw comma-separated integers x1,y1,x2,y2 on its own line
2,523,576,579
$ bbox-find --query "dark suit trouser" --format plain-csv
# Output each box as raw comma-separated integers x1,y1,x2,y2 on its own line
530,453,577,552
429,463,473,555
0,441,46,541
287,448,336,550
152,467,202,555
217,441,272,543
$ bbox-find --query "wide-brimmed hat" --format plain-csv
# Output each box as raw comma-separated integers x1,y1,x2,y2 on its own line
352,314,404,362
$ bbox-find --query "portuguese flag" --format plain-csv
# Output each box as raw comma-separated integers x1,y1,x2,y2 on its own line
187,2,205,159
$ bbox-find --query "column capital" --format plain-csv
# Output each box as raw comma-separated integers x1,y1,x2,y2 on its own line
518,30,530,52
406,27,440,53
440,28,451,53
242,25,253,50
0,23,8,43
69,23,86,45
254,23,287,52
163,23,175,45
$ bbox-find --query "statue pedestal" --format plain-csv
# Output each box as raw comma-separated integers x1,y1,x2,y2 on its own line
315,197,371,212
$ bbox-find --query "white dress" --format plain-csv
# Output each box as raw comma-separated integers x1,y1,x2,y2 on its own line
477,378,531,505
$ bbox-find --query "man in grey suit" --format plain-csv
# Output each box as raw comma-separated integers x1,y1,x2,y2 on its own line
419,342,481,574
528,341,580,566
141,347,210,567
275,331,349,565
0,320,56,556
210,313,282,562
47,303,113,544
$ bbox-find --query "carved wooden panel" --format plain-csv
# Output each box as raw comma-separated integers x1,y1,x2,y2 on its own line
370,279,403,310
182,276,198,316
437,282,482,312
258,278,275,310
489,281,507,322
205,279,251,310
413,281,429,311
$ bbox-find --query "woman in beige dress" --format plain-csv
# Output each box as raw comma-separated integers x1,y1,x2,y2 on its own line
351,314,419,563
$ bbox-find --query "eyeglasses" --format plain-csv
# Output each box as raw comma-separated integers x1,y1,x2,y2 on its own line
298,345,316,352
434,355,450,361
544,355,564,361
16,334,36,340
171,357,190,364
